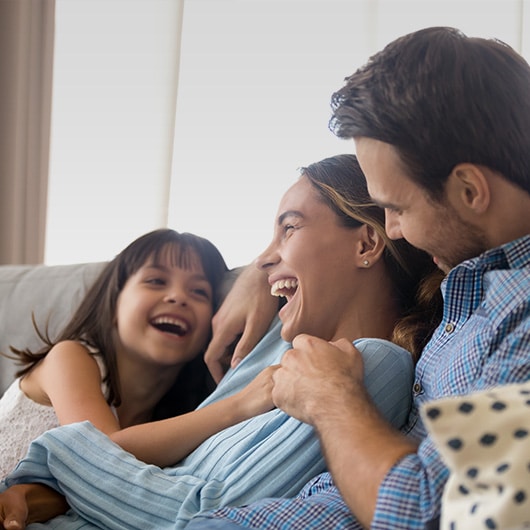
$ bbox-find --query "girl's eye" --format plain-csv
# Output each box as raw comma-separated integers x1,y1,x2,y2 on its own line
283,223,296,234
146,277,166,286
191,287,212,300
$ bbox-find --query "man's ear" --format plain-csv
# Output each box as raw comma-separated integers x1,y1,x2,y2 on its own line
355,224,385,268
447,163,491,215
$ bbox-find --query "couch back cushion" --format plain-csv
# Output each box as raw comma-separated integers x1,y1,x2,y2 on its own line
0,262,106,395
0,262,240,396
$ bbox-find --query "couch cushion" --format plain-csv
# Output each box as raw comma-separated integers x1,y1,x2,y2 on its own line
0,262,106,394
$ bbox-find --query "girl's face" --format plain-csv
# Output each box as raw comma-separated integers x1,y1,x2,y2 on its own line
114,250,213,369
256,176,364,343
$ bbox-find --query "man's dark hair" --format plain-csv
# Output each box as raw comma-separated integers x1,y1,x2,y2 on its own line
330,26,530,199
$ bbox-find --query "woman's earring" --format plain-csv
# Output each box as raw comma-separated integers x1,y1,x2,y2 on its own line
363,259,370,267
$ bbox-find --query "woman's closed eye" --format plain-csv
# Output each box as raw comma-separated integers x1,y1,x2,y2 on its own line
282,223,298,237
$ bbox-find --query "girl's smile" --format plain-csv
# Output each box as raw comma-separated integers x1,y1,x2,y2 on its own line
115,257,214,369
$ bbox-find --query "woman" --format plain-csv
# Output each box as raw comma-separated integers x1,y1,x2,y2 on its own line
0,154,442,530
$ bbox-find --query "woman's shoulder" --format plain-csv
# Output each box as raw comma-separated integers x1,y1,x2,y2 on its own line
353,337,414,367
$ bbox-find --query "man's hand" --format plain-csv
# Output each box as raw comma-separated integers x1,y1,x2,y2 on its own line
272,334,417,528
205,264,278,383
271,335,365,425
0,484,68,529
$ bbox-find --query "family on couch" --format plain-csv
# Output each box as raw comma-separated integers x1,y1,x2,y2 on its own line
0,152,441,528
2,25,530,530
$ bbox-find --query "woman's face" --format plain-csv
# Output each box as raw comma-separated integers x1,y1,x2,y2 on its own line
256,176,363,342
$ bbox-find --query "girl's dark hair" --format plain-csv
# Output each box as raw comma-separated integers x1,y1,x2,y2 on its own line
302,154,443,361
11,229,227,418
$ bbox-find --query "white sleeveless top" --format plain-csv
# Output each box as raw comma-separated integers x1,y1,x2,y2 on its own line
0,352,113,480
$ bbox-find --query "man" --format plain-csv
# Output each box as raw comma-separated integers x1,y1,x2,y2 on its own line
186,26,530,529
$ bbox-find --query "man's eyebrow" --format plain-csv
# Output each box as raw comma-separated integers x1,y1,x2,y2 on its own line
277,210,303,225
371,198,397,210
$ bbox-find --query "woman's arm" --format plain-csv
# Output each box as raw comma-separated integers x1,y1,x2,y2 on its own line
111,366,278,467
0,484,68,529
204,265,278,383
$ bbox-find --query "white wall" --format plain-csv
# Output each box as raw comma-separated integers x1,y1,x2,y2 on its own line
45,0,527,268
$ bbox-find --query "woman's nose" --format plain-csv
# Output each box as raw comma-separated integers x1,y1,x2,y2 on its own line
255,241,280,272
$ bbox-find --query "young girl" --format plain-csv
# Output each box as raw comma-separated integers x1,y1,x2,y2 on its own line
0,228,274,480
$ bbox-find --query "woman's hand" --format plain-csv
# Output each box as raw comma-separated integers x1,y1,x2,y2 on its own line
0,484,68,529
205,264,278,383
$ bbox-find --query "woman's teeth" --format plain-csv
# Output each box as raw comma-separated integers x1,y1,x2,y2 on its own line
271,278,298,297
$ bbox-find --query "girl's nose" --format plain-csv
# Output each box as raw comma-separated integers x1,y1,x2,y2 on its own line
164,289,187,305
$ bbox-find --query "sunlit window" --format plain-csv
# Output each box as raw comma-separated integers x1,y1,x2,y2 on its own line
45,0,525,268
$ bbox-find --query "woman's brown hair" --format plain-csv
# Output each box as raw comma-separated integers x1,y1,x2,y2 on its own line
302,154,443,361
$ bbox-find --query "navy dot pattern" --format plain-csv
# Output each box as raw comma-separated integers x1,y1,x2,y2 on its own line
422,381,530,530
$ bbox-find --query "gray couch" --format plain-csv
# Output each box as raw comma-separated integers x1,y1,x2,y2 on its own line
0,262,107,395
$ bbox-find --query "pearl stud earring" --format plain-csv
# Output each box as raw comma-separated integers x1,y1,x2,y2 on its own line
363,260,370,266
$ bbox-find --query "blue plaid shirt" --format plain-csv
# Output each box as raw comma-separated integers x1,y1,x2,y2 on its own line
190,235,530,530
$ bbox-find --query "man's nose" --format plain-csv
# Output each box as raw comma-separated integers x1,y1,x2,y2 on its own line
385,210,403,240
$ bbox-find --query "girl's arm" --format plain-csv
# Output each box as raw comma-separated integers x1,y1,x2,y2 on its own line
111,365,278,467
21,340,120,435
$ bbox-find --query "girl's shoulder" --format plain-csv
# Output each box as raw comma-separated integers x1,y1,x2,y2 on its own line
20,340,102,405
41,340,102,377
47,339,93,358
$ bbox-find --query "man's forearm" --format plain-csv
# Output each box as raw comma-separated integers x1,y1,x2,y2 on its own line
314,388,417,528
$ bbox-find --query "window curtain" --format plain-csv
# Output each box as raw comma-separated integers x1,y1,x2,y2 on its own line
0,0,55,264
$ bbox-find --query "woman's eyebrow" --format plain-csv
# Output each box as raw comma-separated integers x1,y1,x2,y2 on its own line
277,210,303,225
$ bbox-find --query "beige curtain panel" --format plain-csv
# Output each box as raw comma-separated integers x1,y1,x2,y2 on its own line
0,0,55,265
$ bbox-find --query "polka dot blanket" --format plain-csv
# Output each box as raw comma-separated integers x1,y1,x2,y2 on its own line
421,381,530,530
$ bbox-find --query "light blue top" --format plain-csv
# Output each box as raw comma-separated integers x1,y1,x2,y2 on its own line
3,316,414,530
